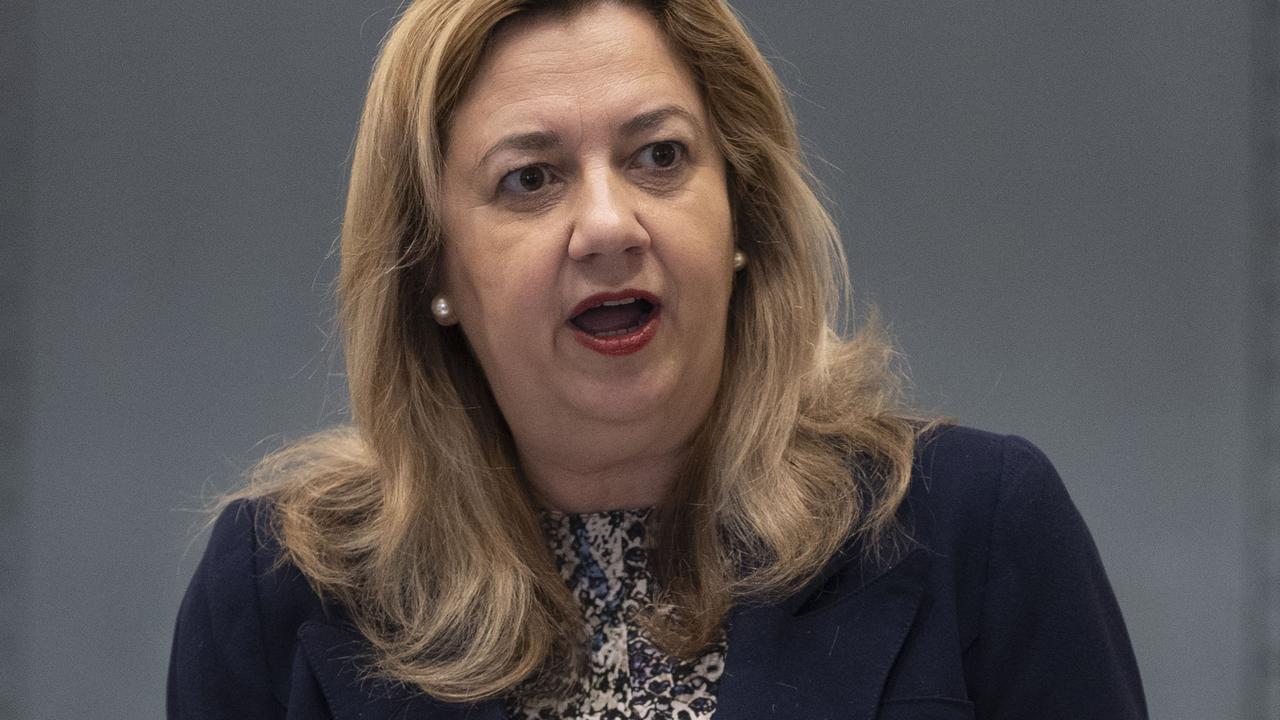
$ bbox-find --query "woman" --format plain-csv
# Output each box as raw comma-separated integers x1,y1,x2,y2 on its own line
168,0,1148,718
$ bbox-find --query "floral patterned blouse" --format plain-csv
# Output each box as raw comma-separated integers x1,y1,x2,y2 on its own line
506,509,727,720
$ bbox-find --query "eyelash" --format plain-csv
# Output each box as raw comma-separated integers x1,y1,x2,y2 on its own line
634,140,686,170
496,140,688,197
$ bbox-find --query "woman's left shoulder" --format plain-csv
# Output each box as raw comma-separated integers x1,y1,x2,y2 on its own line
888,424,1148,717
911,424,1061,497
903,424,1085,550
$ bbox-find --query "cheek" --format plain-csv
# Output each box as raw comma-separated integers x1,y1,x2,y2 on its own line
441,208,499,297
443,218,561,337
681,204,734,296
440,243,483,319
685,174,734,263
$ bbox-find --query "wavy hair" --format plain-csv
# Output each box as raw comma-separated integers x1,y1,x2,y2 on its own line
227,0,923,702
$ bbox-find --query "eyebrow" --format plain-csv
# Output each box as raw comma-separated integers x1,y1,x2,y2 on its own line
618,104,703,140
474,104,703,172
475,130,562,172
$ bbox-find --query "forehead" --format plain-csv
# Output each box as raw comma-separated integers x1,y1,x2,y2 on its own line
448,3,707,157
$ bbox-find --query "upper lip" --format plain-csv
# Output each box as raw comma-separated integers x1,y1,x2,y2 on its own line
568,289,662,320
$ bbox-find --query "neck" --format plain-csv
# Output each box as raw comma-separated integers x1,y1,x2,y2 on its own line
517,438,688,513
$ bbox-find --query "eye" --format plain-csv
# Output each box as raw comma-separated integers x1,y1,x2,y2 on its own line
634,141,684,169
499,164,553,194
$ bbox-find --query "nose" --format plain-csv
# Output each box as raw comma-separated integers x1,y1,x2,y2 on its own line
566,168,650,262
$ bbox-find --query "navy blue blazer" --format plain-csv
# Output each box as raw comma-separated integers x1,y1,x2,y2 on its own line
168,426,1148,719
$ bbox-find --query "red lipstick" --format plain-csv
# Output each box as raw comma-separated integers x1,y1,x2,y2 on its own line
567,290,661,356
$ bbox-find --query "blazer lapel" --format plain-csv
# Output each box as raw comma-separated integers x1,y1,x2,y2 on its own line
296,621,505,720
716,549,929,720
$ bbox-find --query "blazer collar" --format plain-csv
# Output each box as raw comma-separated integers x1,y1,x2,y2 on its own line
297,549,928,720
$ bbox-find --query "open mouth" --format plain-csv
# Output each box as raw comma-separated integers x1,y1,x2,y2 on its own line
567,292,661,356
569,297,656,337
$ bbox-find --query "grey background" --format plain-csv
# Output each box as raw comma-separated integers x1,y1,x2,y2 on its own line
4,1,1276,718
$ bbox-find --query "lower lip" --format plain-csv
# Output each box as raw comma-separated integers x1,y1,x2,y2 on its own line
570,308,661,356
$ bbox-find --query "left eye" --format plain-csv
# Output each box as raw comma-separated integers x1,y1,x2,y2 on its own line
635,141,684,169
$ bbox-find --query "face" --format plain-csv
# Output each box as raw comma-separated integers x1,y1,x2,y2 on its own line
439,2,735,462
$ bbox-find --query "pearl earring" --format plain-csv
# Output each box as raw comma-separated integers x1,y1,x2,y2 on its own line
431,295,455,325
733,249,748,271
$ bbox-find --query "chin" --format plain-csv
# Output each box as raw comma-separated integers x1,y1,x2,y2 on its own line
562,371,680,424
571,387,668,424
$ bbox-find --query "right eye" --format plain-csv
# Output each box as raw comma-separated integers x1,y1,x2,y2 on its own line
499,164,553,194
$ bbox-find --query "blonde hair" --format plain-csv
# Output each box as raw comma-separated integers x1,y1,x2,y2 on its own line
228,0,923,702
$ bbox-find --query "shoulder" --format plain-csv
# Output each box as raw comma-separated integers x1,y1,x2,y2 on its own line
197,498,274,583
912,423,1059,500
796,425,1068,611
199,497,327,623
904,424,1078,550
901,424,1098,604
169,497,331,713
891,426,1147,716
882,424,1094,649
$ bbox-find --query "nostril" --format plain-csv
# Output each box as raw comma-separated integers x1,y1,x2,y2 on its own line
567,222,651,260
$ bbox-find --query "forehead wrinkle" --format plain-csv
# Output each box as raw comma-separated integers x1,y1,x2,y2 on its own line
483,57,657,109
478,11,683,101
456,89,577,173
450,7,708,173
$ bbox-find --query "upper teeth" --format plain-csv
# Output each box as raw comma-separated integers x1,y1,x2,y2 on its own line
599,298,637,307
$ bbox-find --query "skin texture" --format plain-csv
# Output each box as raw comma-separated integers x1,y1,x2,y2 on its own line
439,3,735,512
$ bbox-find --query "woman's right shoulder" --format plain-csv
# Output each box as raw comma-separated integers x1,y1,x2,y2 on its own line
203,497,272,561
195,498,283,599
202,496,332,626
204,498,280,563
168,498,332,715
